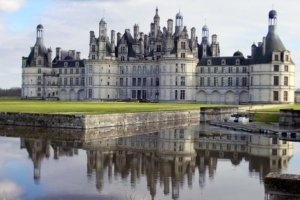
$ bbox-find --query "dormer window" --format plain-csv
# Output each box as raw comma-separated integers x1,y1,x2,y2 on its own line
285,55,289,62
207,59,212,65
121,46,125,53
181,42,186,50
274,54,279,61
92,55,95,60
221,59,226,65
75,62,79,67
64,62,68,67
92,45,95,52
157,45,161,52
235,59,240,65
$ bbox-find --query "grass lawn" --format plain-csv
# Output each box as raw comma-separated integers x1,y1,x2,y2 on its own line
0,99,222,114
254,104,300,112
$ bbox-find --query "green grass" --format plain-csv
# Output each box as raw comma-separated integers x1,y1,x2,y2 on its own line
252,113,279,122
254,104,300,112
0,99,222,115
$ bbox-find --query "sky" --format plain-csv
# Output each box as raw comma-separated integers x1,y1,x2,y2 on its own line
0,0,299,89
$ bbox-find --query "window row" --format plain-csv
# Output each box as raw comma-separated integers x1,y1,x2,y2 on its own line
273,65,289,72
273,76,289,86
199,77,247,87
59,77,85,86
59,68,85,74
200,66,247,73
273,91,289,101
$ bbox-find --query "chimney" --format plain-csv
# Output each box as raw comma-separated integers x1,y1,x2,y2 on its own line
56,47,61,60
167,19,173,36
76,52,81,59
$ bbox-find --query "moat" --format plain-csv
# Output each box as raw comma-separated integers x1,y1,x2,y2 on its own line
0,122,299,200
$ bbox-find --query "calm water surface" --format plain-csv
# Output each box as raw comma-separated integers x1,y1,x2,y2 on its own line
0,123,299,200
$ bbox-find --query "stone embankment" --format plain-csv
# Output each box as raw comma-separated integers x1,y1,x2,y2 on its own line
279,109,300,127
0,110,199,129
265,173,300,198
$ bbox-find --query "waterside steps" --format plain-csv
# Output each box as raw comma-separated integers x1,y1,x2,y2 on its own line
209,121,300,141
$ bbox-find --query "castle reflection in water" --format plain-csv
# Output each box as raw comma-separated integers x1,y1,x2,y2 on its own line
16,124,293,199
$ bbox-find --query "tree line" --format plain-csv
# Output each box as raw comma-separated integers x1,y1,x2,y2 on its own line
0,87,21,97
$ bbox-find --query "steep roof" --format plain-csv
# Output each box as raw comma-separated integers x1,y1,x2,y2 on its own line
26,39,49,67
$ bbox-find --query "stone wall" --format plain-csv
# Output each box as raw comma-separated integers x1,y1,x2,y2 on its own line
279,109,300,127
200,107,238,122
0,110,199,129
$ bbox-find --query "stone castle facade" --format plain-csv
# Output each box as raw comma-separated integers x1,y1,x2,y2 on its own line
21,8,295,104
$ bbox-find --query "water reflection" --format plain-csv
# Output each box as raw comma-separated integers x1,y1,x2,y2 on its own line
0,123,295,200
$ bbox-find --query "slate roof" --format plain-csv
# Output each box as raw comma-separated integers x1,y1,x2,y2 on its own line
198,56,249,66
52,60,85,68
251,26,294,64
26,39,49,67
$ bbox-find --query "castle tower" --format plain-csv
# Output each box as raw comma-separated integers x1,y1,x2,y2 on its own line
201,25,209,58
154,7,160,27
175,11,183,36
98,17,107,59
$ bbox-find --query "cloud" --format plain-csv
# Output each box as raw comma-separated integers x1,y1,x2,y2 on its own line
0,180,23,199
0,0,27,13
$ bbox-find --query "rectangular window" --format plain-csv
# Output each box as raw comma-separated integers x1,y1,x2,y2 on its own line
285,55,289,61
142,90,146,99
207,77,211,86
242,67,247,73
175,90,178,99
283,91,288,101
156,78,159,86
272,137,278,144
89,77,93,85
143,66,146,74
283,149,287,155
200,67,204,73
138,66,142,74
64,69,67,74
273,76,279,86
75,77,79,85
132,78,136,86
228,67,232,73
126,78,128,86
272,149,277,156
221,77,225,86
89,65,93,73
228,77,233,86
81,78,85,86
274,55,279,61
180,53,185,58
180,90,185,100
88,89,92,98
214,77,218,86
208,67,211,73
284,65,289,72
181,77,185,86
81,68,85,74
76,68,79,74
64,78,67,85
119,66,124,74
120,78,123,86
181,64,185,73
126,66,128,74
284,76,288,86
151,78,153,86
214,67,218,73
137,78,142,86
70,69,73,74
70,78,73,86
200,77,204,86
242,77,247,86
222,67,225,73
155,65,159,74
59,69,62,74
236,67,239,73
133,66,136,73
143,78,147,86
132,90,136,99
157,45,161,52
181,42,186,50
273,91,279,101
274,65,279,71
